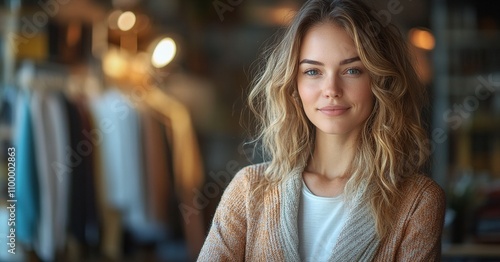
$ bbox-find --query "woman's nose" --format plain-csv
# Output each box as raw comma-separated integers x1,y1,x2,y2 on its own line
323,76,342,98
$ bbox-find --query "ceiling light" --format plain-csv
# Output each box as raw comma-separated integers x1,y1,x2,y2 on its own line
117,11,136,31
151,37,176,68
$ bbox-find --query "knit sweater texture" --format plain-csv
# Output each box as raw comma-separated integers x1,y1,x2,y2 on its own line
198,163,446,261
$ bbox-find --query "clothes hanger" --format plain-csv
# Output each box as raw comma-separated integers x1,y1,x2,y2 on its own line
16,60,69,92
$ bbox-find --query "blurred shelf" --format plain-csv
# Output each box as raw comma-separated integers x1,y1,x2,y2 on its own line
445,74,500,96
472,113,500,132
433,2,500,258
443,243,500,258
446,30,500,49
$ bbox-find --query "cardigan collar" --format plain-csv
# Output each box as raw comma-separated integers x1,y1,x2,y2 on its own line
280,167,302,261
279,167,380,261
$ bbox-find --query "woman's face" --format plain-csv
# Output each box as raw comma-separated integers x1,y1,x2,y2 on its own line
297,22,374,137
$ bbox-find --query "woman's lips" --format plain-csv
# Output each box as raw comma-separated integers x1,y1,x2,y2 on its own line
318,105,350,116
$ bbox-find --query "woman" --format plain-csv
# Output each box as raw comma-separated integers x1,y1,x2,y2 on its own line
198,0,446,261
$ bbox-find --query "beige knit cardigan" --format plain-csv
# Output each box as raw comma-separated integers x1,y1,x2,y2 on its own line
198,163,446,261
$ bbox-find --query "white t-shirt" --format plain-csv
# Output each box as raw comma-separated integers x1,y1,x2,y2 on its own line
298,181,348,261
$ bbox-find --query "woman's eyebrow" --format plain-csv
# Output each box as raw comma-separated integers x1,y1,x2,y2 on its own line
299,56,360,66
339,56,360,65
299,59,324,66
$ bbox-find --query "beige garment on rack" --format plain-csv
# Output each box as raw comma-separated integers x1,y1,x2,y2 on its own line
140,110,171,225
140,86,206,260
92,123,122,261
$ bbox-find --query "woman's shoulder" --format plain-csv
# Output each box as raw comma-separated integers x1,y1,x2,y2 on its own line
217,162,275,209
225,162,270,191
400,174,446,204
233,162,270,182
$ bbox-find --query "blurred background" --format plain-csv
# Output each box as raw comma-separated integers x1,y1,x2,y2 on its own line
0,0,499,261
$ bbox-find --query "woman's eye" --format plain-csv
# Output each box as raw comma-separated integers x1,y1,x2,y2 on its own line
304,69,320,76
345,68,361,75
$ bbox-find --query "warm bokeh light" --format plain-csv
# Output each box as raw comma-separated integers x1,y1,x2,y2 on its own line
245,5,298,26
409,28,435,51
151,37,176,68
270,7,296,26
107,10,122,30
117,11,136,31
103,49,128,78
129,52,150,84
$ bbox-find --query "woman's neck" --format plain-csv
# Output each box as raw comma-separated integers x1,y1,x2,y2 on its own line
302,130,359,197
306,129,359,181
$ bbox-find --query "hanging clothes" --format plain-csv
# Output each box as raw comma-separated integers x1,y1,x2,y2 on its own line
90,89,154,241
63,95,100,248
92,119,122,261
1,86,27,262
140,110,172,227
138,86,207,260
140,107,189,260
30,89,71,261
7,65,208,261
13,90,40,247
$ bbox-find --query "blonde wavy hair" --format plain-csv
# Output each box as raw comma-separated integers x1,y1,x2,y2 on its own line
247,0,429,240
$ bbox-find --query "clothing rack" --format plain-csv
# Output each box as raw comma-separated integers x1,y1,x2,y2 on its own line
0,0,21,91
16,60,69,91
2,61,207,261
